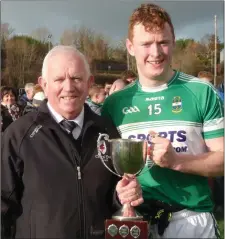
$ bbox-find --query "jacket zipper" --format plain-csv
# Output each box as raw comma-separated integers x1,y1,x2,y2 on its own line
71,148,87,239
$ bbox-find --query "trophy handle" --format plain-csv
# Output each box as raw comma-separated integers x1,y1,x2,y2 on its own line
97,133,121,177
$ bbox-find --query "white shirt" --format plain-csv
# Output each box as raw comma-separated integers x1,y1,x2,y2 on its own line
47,102,84,139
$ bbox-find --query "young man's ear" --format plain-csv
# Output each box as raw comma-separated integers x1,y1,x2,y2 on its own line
126,38,135,57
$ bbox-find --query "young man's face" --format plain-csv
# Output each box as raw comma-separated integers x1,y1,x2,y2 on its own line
126,22,175,82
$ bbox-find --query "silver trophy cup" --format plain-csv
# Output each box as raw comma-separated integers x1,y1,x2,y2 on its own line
97,133,147,221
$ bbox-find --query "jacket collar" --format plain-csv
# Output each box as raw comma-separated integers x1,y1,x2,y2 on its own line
35,100,106,132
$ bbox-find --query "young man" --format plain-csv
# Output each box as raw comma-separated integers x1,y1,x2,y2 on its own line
86,84,106,115
1,46,143,239
102,3,224,238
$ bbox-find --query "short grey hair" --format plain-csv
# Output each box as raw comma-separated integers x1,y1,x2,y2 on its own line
42,45,91,79
24,83,35,92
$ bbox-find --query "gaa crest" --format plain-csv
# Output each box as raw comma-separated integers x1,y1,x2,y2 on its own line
172,96,182,113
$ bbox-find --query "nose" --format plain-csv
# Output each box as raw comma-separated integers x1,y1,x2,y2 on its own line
149,43,162,58
63,78,74,91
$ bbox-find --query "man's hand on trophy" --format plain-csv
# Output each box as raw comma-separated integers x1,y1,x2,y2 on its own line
116,176,143,206
149,131,178,169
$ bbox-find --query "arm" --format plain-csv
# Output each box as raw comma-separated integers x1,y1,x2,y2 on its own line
173,137,224,177
151,83,224,177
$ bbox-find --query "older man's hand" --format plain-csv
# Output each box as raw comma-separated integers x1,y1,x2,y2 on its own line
116,175,143,207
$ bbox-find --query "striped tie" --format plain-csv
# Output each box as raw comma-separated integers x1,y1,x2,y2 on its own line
60,120,77,134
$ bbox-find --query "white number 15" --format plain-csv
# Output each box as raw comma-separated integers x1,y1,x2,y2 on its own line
148,104,162,115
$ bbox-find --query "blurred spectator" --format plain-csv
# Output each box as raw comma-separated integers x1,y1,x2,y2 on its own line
217,82,224,102
86,85,106,115
22,84,46,114
198,71,213,83
109,79,128,95
18,83,35,107
120,70,137,84
1,86,22,132
104,82,112,96
33,91,46,107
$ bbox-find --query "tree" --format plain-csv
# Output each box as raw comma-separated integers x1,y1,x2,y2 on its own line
1,23,14,40
60,26,110,63
2,36,48,88
31,27,52,43
175,38,194,50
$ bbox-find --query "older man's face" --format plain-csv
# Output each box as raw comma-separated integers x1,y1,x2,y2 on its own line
41,52,93,119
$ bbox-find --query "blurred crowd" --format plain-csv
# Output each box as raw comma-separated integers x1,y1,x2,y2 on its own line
2,69,223,133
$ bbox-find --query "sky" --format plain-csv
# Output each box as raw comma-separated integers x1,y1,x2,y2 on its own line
1,0,224,46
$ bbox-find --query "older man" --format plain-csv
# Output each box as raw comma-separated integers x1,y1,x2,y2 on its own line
1,46,143,239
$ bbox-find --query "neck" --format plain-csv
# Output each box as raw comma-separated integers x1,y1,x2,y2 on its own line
139,69,175,88
1,102,10,107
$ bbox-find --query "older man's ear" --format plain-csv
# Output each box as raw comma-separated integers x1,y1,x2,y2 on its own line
38,76,47,93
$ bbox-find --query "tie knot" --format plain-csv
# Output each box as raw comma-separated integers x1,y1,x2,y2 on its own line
60,120,77,134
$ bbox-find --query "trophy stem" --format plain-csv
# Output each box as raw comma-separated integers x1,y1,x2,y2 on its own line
112,203,143,221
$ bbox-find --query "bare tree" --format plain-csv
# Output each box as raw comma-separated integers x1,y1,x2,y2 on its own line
31,27,52,43
2,36,48,88
1,23,14,40
60,29,77,45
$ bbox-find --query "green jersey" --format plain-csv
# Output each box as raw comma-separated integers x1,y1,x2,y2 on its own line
102,71,224,212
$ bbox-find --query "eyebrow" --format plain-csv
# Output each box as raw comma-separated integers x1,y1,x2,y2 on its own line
140,39,171,44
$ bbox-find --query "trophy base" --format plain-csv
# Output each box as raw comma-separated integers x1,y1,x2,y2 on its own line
105,219,149,239
112,215,143,221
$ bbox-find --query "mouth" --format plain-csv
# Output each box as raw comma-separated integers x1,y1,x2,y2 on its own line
61,96,77,101
147,59,164,66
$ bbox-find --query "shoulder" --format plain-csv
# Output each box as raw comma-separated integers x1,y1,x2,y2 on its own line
3,111,38,141
177,72,216,91
103,81,137,106
84,105,119,138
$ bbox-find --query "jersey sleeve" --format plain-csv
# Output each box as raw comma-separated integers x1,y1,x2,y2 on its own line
200,84,224,139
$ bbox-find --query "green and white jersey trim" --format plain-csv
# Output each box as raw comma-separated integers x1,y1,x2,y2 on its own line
203,117,224,132
118,120,202,134
179,72,224,117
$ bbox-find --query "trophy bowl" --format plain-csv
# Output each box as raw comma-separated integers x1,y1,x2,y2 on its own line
97,134,147,221
110,139,145,177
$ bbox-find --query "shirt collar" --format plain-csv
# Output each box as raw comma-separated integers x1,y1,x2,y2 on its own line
47,102,84,129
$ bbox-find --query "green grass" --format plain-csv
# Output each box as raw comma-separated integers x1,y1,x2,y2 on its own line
218,219,224,239
215,209,224,239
